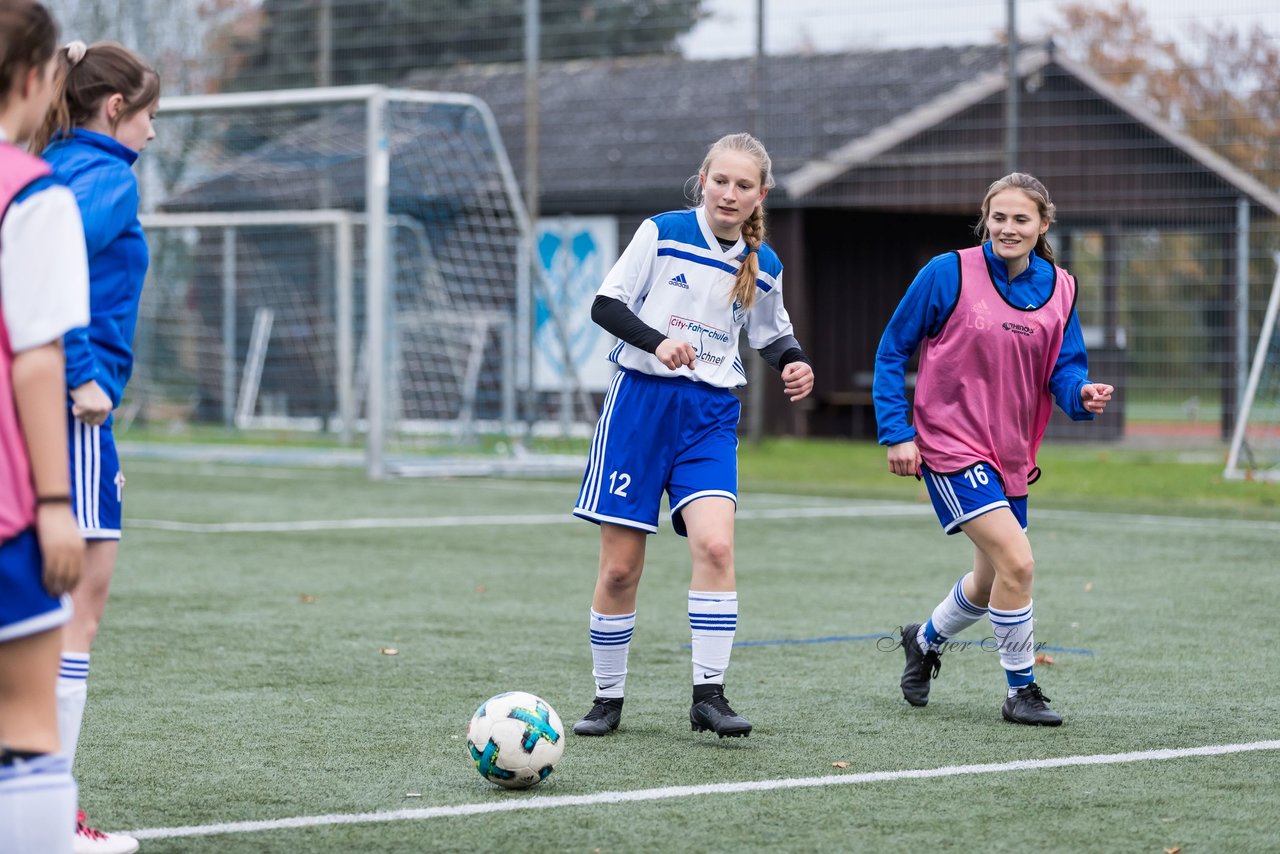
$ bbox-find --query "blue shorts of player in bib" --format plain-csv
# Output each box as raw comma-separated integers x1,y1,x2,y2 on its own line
0,528,72,643
68,413,124,540
922,461,1028,535
574,369,740,537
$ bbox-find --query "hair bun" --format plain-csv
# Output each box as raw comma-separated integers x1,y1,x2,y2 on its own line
65,41,88,66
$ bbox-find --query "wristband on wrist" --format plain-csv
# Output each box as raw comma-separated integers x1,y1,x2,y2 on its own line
36,495,72,506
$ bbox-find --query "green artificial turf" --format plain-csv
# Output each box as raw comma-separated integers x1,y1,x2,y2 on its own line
65,454,1280,852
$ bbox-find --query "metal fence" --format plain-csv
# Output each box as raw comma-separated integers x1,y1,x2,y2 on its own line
46,0,1280,454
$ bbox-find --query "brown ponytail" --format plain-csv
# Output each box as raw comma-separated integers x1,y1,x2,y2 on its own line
975,172,1058,265
690,132,776,311
31,40,159,154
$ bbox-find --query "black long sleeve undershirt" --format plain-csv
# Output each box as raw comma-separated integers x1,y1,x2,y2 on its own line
591,295,811,371
591,295,667,353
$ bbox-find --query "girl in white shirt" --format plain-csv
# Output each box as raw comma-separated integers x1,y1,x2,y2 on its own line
571,133,814,739
0,3,90,852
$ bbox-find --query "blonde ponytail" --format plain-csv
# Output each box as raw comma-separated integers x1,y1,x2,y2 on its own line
733,206,766,311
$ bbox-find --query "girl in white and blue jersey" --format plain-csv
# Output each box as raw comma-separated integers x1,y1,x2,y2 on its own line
32,38,157,854
0,4,90,851
572,133,815,739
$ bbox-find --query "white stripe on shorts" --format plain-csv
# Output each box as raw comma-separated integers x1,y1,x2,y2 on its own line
73,421,101,531
91,424,101,529
928,470,962,520
945,501,1010,534
579,371,624,513
74,422,86,529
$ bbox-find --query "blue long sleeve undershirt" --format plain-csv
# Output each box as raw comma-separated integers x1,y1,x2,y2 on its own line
873,242,1093,447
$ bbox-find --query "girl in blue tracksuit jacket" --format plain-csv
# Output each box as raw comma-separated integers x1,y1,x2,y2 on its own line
34,38,158,853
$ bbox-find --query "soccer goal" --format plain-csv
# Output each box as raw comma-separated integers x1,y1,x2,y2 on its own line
131,85,589,478
1224,253,1280,481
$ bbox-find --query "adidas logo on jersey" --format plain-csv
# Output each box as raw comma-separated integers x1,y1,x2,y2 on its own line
972,299,992,315
668,273,689,289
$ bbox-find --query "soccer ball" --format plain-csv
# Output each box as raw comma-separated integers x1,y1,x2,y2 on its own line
466,691,565,789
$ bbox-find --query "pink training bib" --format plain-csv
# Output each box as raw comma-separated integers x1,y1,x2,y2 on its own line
0,142,53,540
913,246,1075,497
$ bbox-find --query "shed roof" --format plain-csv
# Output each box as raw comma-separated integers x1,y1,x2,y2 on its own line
164,44,1280,218
406,45,1013,205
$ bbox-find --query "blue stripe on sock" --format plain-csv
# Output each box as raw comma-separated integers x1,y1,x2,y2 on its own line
923,619,944,646
952,580,986,616
589,632,633,646
1006,667,1035,688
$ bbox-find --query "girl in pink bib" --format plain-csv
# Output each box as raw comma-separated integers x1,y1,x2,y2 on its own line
874,173,1114,726
0,4,90,851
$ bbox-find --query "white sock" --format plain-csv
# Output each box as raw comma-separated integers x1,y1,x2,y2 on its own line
988,601,1036,695
588,610,635,699
0,752,77,854
690,590,737,685
919,573,988,651
56,654,89,769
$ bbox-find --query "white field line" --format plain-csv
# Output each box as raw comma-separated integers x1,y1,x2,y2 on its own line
126,504,930,533
127,740,1280,841
126,502,1280,534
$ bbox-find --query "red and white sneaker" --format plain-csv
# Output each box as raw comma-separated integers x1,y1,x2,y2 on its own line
74,809,139,854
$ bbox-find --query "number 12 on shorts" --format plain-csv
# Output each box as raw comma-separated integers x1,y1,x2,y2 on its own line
963,464,989,489
608,471,631,497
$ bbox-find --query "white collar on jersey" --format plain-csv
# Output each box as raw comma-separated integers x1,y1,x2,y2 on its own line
696,205,746,259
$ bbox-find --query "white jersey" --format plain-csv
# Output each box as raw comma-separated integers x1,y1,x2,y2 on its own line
0,179,89,353
598,206,793,389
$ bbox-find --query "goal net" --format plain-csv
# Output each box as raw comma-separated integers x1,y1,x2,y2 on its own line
130,86,587,477
1224,254,1280,481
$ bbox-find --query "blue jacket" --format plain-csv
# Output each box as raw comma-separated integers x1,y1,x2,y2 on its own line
43,129,148,409
874,242,1093,446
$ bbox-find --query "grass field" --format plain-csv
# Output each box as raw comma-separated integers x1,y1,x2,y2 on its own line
72,440,1280,852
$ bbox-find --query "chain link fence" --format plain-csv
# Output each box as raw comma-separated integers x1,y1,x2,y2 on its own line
43,0,1280,465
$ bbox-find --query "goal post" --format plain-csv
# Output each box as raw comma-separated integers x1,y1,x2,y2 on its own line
132,84,589,478
1224,253,1280,481
138,209,358,442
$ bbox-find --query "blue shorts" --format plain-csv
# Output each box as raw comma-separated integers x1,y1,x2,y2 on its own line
0,528,72,642
922,462,1028,535
574,369,739,537
69,415,123,540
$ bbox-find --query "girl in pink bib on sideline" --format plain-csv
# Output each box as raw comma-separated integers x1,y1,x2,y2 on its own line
0,3,90,851
873,172,1114,726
